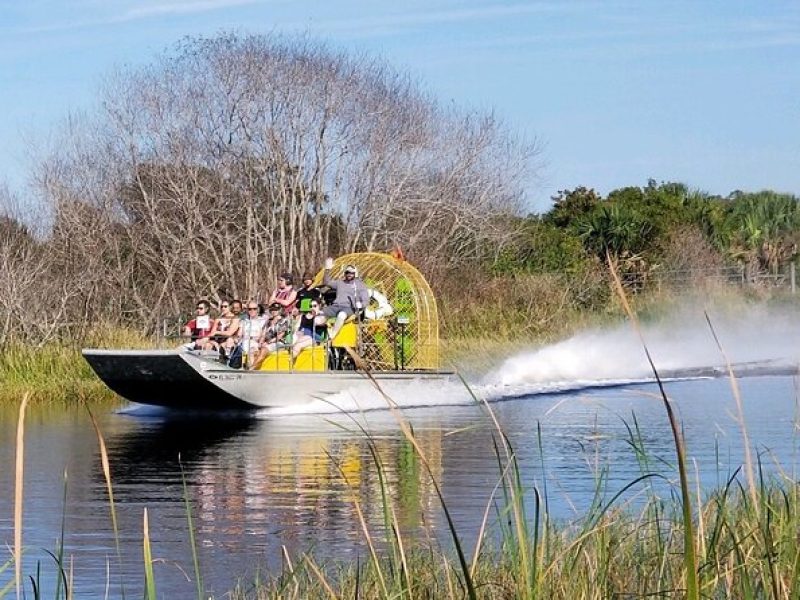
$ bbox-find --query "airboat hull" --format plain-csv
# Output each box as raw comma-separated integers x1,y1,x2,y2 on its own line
82,349,456,411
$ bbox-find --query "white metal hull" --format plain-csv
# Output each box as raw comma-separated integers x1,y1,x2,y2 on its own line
83,349,456,410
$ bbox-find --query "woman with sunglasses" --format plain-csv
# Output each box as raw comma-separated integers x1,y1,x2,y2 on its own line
212,301,240,358
291,300,328,358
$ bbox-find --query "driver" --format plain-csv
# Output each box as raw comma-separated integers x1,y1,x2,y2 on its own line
321,259,370,340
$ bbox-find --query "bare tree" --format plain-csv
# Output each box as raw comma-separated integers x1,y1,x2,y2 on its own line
28,33,538,340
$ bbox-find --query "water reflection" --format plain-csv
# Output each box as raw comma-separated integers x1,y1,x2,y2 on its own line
104,415,258,481
1,376,799,599
77,408,454,597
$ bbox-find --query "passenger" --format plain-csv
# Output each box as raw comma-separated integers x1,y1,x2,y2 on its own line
238,301,268,367
252,303,292,369
321,259,370,340
291,300,328,358
268,273,297,316
182,299,217,350
295,271,322,314
213,300,240,357
230,299,245,320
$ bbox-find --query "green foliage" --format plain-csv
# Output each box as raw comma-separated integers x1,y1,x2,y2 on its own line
722,190,800,271
545,186,601,228
490,218,590,275
575,203,653,260
535,181,800,287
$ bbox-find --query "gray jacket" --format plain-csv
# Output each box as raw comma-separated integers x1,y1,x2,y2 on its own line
322,270,370,310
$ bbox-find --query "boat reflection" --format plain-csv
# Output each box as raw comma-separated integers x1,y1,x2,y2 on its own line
94,410,449,562
103,413,257,475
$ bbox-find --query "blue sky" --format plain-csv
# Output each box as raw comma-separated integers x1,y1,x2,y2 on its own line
1,0,798,212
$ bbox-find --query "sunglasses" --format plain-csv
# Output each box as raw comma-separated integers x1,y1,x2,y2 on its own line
247,307,259,310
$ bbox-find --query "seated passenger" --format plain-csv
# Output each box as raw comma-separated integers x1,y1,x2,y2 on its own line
291,300,328,358
268,273,297,316
230,299,245,320
295,271,322,314
182,299,217,350
238,301,268,367
252,303,292,369
213,300,240,358
321,259,369,340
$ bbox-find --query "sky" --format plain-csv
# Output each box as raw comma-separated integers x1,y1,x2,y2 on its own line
1,0,799,213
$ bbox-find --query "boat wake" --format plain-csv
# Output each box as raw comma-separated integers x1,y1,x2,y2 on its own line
261,314,800,417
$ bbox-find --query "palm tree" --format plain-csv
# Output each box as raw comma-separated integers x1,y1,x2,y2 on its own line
725,192,800,273
576,204,653,290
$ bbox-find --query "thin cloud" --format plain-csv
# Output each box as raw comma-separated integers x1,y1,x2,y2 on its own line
17,0,264,34
426,14,800,57
125,0,260,19
286,2,596,36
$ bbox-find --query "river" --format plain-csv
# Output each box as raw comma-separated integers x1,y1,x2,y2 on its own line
2,319,800,597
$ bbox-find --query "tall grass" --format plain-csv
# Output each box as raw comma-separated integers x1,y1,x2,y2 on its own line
142,508,157,600
0,345,114,403
13,394,28,600
606,253,699,599
7,398,800,598
0,328,159,402
6,325,800,598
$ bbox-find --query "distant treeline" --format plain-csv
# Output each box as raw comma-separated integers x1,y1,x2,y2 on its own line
498,182,800,279
442,181,800,338
0,33,797,347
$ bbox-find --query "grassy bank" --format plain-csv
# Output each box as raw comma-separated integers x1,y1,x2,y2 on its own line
0,345,112,402
0,327,157,402
227,481,800,599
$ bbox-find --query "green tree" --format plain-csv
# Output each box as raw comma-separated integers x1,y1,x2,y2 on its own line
576,203,653,274
490,217,588,275
723,191,800,272
545,186,602,228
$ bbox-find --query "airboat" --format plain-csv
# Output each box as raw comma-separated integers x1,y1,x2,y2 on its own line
83,253,456,410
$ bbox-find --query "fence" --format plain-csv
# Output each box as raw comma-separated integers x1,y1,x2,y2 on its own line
621,263,799,295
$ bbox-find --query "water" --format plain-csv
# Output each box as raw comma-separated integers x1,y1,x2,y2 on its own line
2,319,800,597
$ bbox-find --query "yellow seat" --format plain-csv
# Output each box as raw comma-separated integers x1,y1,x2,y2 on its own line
331,322,358,348
257,346,327,372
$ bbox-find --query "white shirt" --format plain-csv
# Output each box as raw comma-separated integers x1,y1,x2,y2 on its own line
240,316,267,352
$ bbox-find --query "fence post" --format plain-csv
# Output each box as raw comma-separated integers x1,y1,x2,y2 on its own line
792,263,796,295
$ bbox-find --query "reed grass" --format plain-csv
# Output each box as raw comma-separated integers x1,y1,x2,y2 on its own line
224,478,800,598
606,253,699,599
13,394,28,600
7,393,800,598
180,457,205,600
143,508,157,600
0,344,116,403
0,327,158,402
